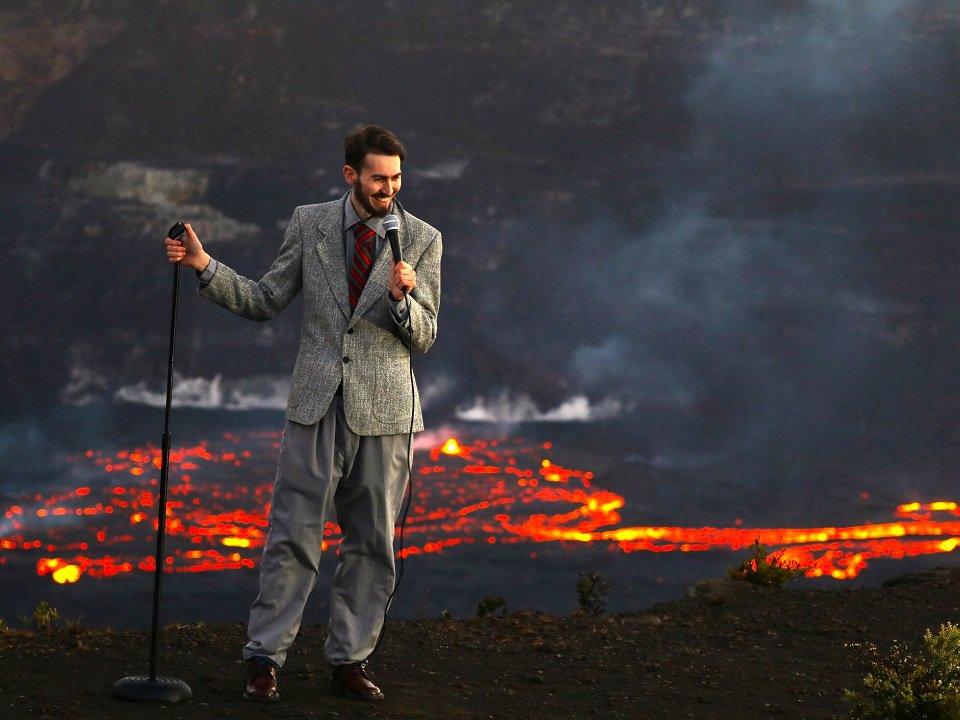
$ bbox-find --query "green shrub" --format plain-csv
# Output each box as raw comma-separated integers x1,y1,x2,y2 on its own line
845,622,960,720
476,595,508,618
576,572,610,616
728,538,805,586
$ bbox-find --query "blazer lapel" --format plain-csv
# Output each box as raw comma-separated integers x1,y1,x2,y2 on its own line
393,200,414,258
314,199,351,320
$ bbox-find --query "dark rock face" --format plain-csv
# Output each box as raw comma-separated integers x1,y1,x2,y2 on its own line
1,0,958,453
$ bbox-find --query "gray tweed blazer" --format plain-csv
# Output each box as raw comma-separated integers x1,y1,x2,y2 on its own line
199,194,441,435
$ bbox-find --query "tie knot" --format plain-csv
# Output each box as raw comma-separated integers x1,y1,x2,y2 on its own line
353,222,375,245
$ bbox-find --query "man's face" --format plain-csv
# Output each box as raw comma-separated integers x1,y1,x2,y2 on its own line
345,153,402,218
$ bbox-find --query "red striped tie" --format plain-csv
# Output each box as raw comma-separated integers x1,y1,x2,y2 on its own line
349,222,376,308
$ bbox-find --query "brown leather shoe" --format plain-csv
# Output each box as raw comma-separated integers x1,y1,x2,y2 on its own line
244,659,280,702
331,661,384,701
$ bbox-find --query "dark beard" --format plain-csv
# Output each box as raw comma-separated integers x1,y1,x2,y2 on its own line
353,179,392,218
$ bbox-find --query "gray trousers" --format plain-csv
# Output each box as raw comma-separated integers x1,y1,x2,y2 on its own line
242,393,410,667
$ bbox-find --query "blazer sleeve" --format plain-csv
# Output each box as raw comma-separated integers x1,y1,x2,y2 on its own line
400,228,441,354
198,208,305,320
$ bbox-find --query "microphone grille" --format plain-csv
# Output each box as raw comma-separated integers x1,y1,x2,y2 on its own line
383,214,400,232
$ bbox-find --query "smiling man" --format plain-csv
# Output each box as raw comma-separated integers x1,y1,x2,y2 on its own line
347,149,402,217
164,124,442,703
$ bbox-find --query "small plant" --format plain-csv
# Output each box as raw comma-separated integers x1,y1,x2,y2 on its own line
576,572,610,616
845,622,960,720
0,617,7,633
31,601,60,632
728,538,805,586
63,616,86,634
476,595,508,618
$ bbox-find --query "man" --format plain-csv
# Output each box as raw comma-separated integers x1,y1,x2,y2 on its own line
165,124,441,702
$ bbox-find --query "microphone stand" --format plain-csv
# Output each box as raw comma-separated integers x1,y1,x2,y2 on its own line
112,223,193,703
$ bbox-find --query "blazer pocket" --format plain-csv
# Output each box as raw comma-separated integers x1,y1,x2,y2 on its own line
372,356,414,423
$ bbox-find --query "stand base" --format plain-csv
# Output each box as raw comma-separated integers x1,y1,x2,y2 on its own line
112,675,193,703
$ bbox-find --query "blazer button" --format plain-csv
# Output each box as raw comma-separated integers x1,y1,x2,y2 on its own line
346,328,354,334
343,356,350,363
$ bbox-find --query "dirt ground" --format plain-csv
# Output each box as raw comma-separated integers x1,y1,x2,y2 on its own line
3,566,960,720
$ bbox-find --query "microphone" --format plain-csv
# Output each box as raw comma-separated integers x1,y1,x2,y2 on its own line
384,214,402,264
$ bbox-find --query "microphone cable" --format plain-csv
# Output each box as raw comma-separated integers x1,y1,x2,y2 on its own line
365,291,415,662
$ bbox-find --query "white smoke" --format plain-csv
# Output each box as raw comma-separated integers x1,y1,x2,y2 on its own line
455,392,626,423
685,0,931,186
415,159,470,180
60,365,108,407
113,374,289,411
417,374,457,410
448,0,942,441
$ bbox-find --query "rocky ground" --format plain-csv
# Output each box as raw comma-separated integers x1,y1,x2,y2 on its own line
3,566,960,719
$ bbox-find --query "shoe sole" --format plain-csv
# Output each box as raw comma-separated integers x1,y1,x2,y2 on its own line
343,690,385,701
243,690,281,703
328,680,385,701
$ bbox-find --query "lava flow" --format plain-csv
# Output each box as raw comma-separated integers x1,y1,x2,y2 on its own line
1,433,957,585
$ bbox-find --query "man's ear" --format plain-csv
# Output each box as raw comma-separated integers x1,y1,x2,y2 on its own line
343,164,357,186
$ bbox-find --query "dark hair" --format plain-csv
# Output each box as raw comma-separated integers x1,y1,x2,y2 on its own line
344,124,406,172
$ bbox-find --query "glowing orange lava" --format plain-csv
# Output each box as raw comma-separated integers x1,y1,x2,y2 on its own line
0,433,957,585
